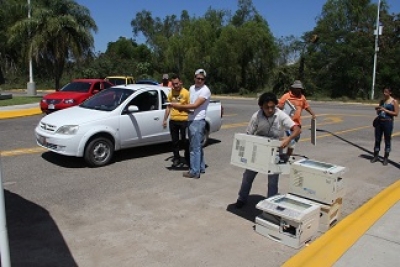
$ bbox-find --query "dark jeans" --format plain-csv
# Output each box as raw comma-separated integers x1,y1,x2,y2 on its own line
374,119,393,153
169,120,189,161
238,169,279,202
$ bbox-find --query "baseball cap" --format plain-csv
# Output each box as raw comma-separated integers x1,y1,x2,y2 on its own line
194,69,207,77
162,74,169,79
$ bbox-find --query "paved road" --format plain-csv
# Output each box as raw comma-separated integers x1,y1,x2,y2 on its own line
1,99,399,267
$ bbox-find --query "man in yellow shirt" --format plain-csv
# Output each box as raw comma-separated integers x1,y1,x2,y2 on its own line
163,74,190,167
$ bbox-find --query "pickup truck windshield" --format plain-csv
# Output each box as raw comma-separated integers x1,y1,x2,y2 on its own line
107,78,126,85
80,88,134,111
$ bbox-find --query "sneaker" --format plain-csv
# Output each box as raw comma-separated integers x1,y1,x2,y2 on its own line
172,158,180,167
235,199,246,209
200,169,206,174
383,158,388,166
183,172,200,179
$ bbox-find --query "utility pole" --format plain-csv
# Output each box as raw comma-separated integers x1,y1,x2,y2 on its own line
371,0,381,100
0,158,11,267
27,0,36,96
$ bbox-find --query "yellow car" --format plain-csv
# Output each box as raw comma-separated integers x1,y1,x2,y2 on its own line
105,76,135,86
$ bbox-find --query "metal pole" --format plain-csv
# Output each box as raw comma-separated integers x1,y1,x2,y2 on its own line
27,0,36,96
371,0,381,100
0,158,11,267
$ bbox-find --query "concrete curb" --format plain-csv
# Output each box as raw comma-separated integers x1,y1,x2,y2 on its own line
282,180,400,267
0,107,42,119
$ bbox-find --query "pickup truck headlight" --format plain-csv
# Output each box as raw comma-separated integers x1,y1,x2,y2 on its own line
56,125,79,135
64,99,75,104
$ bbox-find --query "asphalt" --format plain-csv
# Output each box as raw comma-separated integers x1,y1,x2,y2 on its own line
1,99,400,266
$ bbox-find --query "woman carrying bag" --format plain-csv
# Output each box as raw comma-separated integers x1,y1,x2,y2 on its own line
371,86,399,165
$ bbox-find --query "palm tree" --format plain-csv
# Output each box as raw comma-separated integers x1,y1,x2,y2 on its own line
8,0,97,89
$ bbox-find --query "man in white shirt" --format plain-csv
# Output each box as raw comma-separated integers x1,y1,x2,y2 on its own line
169,69,211,178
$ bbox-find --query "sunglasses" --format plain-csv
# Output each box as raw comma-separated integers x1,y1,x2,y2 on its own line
195,77,205,81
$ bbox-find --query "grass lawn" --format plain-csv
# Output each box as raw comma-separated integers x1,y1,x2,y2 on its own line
0,95,42,107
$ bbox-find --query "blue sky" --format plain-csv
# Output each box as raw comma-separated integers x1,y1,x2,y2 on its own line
76,0,400,53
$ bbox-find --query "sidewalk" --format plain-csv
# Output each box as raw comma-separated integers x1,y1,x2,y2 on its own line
2,102,400,266
283,180,400,267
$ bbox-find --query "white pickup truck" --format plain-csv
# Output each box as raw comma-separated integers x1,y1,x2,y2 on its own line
35,84,223,167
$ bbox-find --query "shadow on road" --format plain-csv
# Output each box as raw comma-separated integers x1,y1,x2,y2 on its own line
316,128,400,169
5,190,77,267
40,138,221,168
226,194,264,223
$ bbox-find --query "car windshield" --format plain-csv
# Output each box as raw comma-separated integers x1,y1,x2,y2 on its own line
60,82,91,92
80,87,134,111
107,78,126,85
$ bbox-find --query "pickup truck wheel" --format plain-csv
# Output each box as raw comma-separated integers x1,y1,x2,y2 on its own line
202,127,210,147
84,137,114,167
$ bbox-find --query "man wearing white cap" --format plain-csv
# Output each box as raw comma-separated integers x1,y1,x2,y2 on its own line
169,69,211,178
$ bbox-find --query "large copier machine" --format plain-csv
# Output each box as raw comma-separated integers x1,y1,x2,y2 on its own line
230,133,346,247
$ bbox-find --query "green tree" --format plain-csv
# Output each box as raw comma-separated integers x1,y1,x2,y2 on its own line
307,0,399,98
0,0,27,86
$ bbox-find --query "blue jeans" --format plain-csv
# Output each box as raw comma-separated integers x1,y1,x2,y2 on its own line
286,130,301,147
374,119,393,153
238,169,279,202
188,120,206,175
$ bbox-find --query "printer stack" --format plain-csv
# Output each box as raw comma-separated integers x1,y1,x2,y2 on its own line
287,158,346,233
229,133,346,247
254,159,346,248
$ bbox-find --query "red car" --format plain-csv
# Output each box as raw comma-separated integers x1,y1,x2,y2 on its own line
40,79,113,114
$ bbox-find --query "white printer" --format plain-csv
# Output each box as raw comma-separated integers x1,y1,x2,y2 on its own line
230,133,290,175
289,158,346,205
255,194,320,249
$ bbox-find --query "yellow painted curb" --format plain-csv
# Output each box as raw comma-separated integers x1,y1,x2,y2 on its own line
282,180,400,267
0,107,42,119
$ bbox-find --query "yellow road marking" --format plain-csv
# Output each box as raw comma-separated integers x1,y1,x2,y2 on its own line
392,132,400,137
282,180,400,267
301,126,371,142
0,147,46,157
221,122,248,129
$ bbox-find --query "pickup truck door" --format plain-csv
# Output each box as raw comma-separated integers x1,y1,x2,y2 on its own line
119,89,170,148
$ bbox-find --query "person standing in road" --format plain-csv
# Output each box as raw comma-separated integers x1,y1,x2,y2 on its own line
163,74,190,167
169,69,211,179
235,92,301,209
370,86,398,165
278,80,316,158
160,73,173,88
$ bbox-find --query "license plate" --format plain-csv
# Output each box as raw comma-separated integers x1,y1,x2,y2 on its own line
38,135,46,145
48,104,55,109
